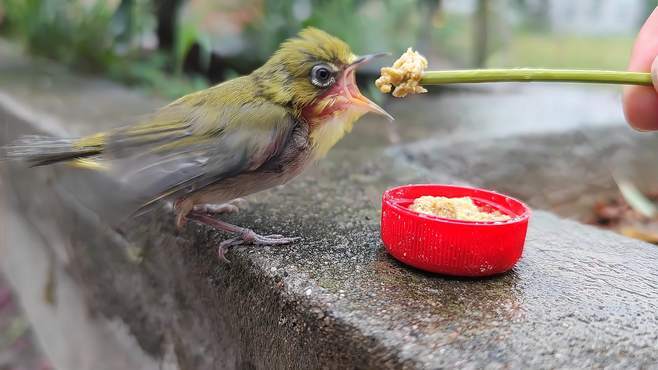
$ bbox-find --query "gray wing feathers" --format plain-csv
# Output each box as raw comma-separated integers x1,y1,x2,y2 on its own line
105,100,296,217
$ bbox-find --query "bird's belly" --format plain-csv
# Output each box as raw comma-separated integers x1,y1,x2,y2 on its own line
190,142,313,205
191,170,301,205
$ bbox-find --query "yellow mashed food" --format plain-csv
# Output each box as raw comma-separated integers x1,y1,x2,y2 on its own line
375,48,428,98
409,196,511,222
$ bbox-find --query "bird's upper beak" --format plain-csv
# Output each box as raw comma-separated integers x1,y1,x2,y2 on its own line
342,53,394,121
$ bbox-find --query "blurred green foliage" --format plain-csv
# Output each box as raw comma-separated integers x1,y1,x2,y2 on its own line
430,13,472,66
0,0,207,98
0,0,427,97
0,0,654,97
487,34,634,70
243,0,423,61
2,0,117,70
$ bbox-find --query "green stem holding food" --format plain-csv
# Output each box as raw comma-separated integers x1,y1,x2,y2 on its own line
420,69,653,86
376,49,655,97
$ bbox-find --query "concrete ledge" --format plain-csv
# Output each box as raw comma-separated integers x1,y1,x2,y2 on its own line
2,43,658,369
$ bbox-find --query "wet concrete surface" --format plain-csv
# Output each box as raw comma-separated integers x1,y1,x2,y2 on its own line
2,42,658,369
196,152,658,369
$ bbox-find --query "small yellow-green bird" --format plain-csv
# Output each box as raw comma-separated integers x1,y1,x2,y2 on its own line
3,28,392,261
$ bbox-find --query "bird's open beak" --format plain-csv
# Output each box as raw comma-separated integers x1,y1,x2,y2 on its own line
343,53,394,121
350,52,390,66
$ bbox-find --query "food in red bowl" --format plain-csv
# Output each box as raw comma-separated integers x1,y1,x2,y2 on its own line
381,184,531,277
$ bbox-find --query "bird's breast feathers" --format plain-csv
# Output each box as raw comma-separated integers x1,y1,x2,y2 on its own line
308,108,366,159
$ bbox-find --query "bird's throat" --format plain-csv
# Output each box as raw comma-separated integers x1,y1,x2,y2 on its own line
308,108,366,159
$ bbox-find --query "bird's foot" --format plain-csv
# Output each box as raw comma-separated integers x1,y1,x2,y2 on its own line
217,231,300,263
186,211,299,263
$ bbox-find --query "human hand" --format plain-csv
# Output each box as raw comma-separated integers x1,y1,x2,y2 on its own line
623,7,658,131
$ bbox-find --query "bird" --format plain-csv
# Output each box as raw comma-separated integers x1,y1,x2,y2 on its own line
3,27,393,262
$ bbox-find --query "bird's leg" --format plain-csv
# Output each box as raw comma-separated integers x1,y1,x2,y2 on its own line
192,198,248,215
174,198,194,231
229,197,248,209
186,211,300,263
174,198,248,230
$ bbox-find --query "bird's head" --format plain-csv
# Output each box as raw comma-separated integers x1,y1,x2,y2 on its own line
252,27,393,125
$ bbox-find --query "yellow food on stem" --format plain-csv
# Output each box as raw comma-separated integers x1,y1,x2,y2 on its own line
375,48,428,98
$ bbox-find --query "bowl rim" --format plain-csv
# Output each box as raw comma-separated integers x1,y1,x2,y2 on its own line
383,183,532,227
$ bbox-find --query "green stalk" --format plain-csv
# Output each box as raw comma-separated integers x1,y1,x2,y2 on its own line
420,69,653,86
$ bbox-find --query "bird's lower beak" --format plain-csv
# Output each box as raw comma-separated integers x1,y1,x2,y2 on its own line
346,84,394,121
344,53,394,121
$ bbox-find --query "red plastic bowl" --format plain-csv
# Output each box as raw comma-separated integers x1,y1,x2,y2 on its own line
381,184,531,277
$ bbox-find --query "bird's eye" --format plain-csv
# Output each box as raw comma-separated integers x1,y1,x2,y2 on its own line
310,64,335,88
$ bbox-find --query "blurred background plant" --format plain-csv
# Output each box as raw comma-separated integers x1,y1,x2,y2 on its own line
2,0,118,69
0,0,209,97
0,0,657,98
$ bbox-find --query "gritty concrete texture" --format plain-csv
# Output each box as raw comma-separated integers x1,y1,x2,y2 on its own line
2,42,658,369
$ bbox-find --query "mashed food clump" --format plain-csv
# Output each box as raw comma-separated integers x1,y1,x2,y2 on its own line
375,48,428,98
409,196,511,222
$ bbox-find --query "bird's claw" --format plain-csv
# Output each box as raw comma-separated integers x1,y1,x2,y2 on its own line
217,232,300,263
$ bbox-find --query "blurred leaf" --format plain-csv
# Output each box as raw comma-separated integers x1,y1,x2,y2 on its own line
615,178,657,218
620,226,658,244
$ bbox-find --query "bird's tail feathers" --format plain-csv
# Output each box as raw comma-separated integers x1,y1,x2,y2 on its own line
2,134,105,167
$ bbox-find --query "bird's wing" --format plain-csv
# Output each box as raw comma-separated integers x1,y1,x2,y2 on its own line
103,81,298,215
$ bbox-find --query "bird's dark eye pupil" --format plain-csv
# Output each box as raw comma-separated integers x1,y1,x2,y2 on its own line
311,64,334,87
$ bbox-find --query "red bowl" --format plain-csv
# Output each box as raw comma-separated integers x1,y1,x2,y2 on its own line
381,184,531,277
